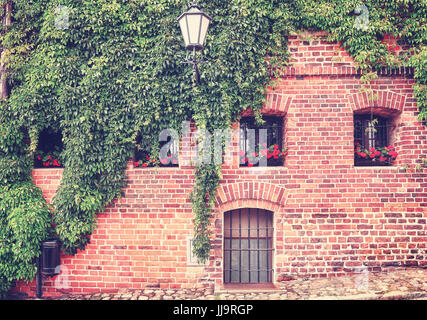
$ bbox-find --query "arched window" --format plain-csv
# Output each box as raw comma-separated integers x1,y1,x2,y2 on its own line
224,208,273,283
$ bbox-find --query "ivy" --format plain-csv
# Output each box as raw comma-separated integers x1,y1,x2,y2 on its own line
0,180,51,297
189,163,221,263
0,0,425,295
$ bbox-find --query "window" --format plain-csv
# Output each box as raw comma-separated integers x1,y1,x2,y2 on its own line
239,117,285,167
134,133,179,168
224,208,274,283
34,128,64,168
354,115,395,166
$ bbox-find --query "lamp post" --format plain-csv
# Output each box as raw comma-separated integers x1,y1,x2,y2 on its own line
177,2,212,84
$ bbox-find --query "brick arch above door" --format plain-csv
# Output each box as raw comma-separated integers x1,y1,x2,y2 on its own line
215,182,287,213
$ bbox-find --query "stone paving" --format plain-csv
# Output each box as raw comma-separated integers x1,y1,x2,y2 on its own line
14,267,427,300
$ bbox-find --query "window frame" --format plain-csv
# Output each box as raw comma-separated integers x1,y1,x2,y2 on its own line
239,116,284,167
33,127,64,169
354,115,391,167
223,208,274,284
134,134,179,168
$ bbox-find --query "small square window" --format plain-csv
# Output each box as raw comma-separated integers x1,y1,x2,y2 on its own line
354,115,396,166
34,128,64,168
239,116,286,167
134,134,179,168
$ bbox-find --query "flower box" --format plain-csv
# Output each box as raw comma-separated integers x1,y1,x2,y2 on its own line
240,144,287,167
354,158,391,166
354,144,398,167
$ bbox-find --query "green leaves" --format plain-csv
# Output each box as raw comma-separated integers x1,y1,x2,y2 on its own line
189,163,222,263
0,182,51,296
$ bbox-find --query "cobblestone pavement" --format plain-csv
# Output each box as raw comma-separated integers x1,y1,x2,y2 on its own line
16,267,427,300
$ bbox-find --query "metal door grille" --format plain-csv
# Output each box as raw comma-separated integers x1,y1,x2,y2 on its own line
224,208,274,283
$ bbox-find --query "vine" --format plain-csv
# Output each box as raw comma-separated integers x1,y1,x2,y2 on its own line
0,0,425,294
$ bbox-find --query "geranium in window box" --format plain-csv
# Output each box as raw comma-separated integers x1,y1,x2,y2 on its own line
354,143,398,166
34,150,63,168
134,153,178,168
240,144,287,167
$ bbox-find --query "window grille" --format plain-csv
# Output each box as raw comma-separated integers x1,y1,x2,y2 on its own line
354,115,392,166
134,134,179,167
224,208,274,283
240,117,284,167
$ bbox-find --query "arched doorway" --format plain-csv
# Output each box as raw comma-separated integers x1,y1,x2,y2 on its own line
223,208,274,283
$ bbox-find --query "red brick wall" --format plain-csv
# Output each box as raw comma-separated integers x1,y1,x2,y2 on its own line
14,32,426,297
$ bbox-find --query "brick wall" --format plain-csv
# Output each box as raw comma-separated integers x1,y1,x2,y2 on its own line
14,32,426,297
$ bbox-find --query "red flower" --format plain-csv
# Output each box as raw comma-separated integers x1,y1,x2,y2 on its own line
369,147,375,153
379,156,387,162
146,156,151,160
374,151,381,157
360,153,367,158
248,163,253,167
37,156,41,160
142,163,148,167
389,151,398,158
273,145,278,150
52,159,60,167
370,153,375,158
134,161,139,167
252,152,258,157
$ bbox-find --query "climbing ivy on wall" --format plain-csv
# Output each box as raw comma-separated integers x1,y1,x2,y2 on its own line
0,0,425,294
297,0,426,121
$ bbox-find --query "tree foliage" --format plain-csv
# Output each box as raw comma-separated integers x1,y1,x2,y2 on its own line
0,0,425,294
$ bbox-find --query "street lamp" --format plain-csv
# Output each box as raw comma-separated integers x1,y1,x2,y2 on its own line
177,2,212,84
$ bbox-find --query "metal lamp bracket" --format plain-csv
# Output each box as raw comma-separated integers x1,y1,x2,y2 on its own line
181,47,207,84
